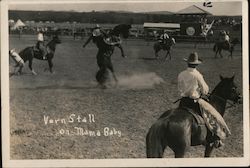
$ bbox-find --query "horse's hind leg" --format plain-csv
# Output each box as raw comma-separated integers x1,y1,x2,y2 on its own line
107,60,118,85
96,68,108,89
171,140,188,158
174,150,186,158
48,58,54,73
146,124,166,158
28,58,37,75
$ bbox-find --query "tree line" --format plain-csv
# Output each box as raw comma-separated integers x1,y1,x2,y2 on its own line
9,10,241,24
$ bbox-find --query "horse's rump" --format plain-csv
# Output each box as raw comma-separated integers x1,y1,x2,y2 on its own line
146,107,207,158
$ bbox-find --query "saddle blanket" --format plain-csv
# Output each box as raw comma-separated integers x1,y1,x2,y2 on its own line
198,98,231,139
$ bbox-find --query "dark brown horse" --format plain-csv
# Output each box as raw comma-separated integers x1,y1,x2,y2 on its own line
146,75,242,158
87,24,131,88
213,38,240,59
15,35,61,75
153,38,175,61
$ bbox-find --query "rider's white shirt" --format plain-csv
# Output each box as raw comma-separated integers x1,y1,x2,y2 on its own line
178,67,209,99
225,35,230,41
38,33,44,41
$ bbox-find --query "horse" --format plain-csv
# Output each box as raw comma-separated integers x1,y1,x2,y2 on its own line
146,75,242,158
87,24,131,88
153,37,175,61
13,35,61,75
213,38,240,59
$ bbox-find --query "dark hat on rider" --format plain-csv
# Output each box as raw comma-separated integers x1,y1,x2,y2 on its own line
183,52,202,65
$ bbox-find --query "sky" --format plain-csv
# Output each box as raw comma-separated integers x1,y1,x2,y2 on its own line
8,1,242,16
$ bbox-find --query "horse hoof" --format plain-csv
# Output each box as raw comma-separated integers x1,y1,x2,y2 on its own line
32,71,37,75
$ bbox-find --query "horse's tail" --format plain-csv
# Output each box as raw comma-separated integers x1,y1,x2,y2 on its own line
146,118,168,158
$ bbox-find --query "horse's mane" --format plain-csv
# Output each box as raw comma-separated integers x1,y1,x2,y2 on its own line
210,76,234,97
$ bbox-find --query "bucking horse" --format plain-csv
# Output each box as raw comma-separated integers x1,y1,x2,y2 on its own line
83,24,131,89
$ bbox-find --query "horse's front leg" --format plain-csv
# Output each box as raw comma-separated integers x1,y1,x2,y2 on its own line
28,58,37,75
48,57,54,73
116,44,125,57
155,50,159,59
204,143,214,157
219,50,223,58
164,51,169,61
228,50,233,59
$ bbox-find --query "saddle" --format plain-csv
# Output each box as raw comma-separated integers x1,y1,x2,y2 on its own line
178,97,205,126
33,46,52,55
182,107,205,126
103,35,121,45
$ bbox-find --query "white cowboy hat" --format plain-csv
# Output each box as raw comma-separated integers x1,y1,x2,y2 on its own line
183,52,202,65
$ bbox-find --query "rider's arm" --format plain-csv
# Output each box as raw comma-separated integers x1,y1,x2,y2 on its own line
197,73,209,95
83,35,92,48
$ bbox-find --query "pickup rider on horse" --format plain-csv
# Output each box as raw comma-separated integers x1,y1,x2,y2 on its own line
178,52,231,148
218,30,231,49
35,29,47,60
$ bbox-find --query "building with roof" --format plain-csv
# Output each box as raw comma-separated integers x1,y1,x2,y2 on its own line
177,5,212,16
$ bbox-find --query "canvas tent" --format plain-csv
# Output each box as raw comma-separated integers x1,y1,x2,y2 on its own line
13,19,25,30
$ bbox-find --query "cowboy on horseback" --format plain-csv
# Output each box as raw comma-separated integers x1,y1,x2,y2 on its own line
35,29,47,60
178,52,231,148
83,24,122,48
159,30,169,45
83,24,107,47
218,30,231,48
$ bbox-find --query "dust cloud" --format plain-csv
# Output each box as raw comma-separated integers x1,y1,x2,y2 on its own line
117,72,164,89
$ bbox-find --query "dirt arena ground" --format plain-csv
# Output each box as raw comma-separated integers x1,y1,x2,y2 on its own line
9,35,243,159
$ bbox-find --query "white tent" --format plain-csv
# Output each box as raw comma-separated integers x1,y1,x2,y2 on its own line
13,19,25,29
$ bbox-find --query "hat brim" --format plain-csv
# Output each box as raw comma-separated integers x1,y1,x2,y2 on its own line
183,58,202,64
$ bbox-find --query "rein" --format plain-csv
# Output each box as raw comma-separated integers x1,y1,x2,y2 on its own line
173,93,236,109
208,93,236,109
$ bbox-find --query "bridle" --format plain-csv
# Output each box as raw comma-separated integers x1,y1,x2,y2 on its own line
208,93,238,109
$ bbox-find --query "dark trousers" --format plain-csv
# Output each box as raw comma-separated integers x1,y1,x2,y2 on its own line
179,97,201,115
